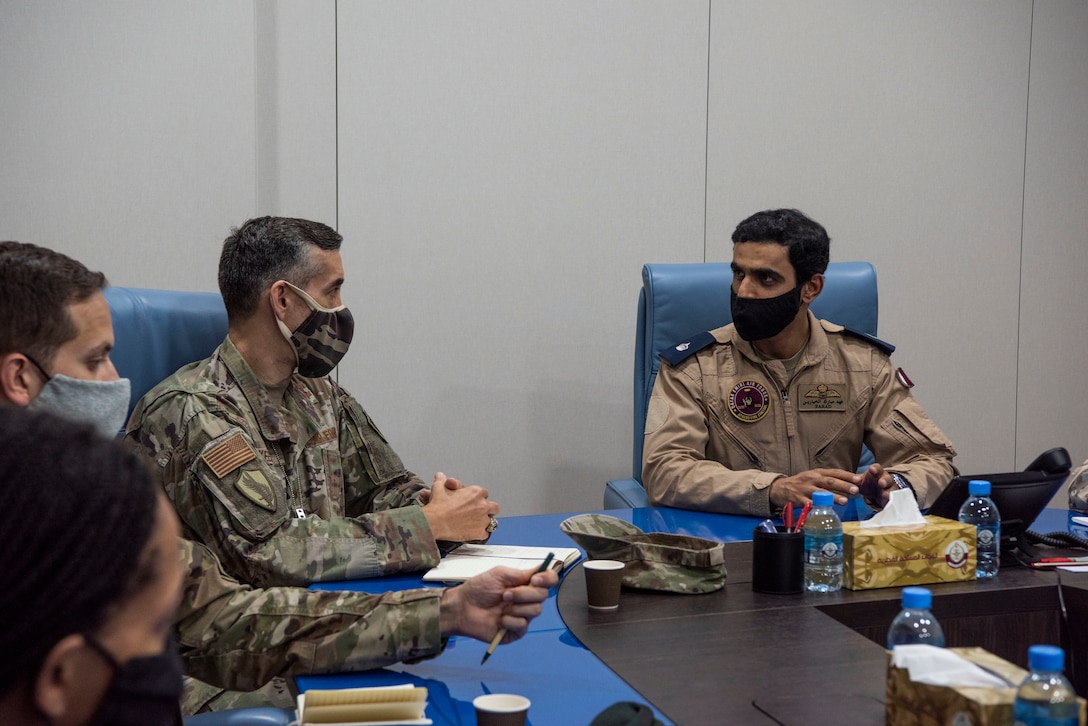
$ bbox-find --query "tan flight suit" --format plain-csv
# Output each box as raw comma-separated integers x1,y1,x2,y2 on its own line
643,312,956,518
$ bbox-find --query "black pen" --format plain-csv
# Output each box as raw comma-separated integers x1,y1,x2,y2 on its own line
480,552,555,665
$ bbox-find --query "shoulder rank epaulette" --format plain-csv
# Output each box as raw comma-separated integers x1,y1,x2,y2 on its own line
839,326,896,356
659,331,717,366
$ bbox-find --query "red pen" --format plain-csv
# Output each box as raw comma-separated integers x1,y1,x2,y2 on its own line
783,502,794,532
793,502,813,532
1031,556,1088,568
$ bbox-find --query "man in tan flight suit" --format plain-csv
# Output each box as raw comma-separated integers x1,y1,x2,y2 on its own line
642,208,956,518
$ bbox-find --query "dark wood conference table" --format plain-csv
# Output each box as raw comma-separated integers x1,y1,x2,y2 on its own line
557,507,1088,725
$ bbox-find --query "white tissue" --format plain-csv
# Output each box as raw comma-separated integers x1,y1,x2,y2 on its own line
890,645,1013,688
860,487,928,529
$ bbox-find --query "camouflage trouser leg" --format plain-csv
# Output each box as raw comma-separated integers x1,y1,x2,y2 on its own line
181,675,296,716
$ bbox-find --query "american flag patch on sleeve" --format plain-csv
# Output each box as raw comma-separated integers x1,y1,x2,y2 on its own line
201,433,257,479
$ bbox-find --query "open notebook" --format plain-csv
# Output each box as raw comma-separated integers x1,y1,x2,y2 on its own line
296,684,430,725
422,544,581,583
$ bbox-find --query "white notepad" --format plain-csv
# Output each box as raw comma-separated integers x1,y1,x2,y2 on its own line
421,544,581,583
296,684,431,725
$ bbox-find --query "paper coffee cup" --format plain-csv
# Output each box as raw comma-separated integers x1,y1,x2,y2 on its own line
583,559,625,609
473,693,530,726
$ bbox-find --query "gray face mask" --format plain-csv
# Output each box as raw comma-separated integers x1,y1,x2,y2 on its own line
28,373,131,439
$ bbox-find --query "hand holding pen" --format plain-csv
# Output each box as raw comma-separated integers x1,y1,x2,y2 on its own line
480,552,556,664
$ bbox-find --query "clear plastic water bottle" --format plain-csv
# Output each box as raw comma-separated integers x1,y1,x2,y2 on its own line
958,479,1001,578
1013,645,1078,726
803,490,842,592
886,586,945,649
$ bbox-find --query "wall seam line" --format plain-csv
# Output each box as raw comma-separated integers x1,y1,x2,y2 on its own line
702,1,712,263
1015,0,1035,466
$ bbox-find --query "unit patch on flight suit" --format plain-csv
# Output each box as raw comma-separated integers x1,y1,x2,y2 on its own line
798,383,847,412
728,380,770,423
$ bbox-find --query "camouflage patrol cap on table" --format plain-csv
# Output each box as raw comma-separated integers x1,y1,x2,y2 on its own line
560,513,727,593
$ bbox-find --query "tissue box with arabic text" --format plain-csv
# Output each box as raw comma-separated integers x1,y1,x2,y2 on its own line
887,647,1087,726
842,515,975,590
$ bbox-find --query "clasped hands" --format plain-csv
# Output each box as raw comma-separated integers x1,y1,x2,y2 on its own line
420,471,501,542
768,462,897,511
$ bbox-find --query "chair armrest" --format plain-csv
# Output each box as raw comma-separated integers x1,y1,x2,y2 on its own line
604,478,650,509
184,707,294,726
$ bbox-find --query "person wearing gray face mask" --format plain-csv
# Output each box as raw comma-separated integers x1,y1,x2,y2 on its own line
26,357,131,438
0,241,130,439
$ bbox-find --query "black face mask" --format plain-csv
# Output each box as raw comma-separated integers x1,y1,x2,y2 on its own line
84,634,184,726
729,285,804,341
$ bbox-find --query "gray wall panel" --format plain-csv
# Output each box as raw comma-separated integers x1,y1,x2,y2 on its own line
255,0,338,223
1019,0,1088,493
334,1,710,514
0,1,257,292
707,1,1032,476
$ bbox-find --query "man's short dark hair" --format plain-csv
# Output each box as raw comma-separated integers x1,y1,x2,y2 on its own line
218,216,343,322
731,209,830,285
0,241,108,366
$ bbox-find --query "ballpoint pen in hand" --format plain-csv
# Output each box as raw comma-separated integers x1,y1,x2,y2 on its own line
480,551,555,664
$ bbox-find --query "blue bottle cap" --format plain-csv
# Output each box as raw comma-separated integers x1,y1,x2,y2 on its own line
968,480,991,496
901,587,932,609
812,490,834,507
1028,645,1064,671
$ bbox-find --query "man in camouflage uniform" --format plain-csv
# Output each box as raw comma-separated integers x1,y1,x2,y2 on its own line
176,538,555,713
642,209,957,517
126,217,500,589
0,241,556,715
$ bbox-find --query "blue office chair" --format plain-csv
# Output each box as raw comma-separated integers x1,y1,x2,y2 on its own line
604,261,879,509
104,288,293,726
104,286,228,422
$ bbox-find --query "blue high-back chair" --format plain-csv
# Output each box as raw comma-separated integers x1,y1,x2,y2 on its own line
604,261,879,509
104,287,228,423
104,287,293,726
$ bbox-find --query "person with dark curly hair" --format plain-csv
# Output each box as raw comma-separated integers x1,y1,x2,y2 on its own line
0,407,186,726
642,209,956,517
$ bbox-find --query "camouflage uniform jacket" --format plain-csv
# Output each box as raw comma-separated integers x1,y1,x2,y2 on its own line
177,538,445,712
126,336,440,588
643,313,957,517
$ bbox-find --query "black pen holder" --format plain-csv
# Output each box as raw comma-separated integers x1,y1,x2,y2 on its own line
751,526,804,595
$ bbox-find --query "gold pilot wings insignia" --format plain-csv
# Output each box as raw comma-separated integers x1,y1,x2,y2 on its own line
798,383,847,412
